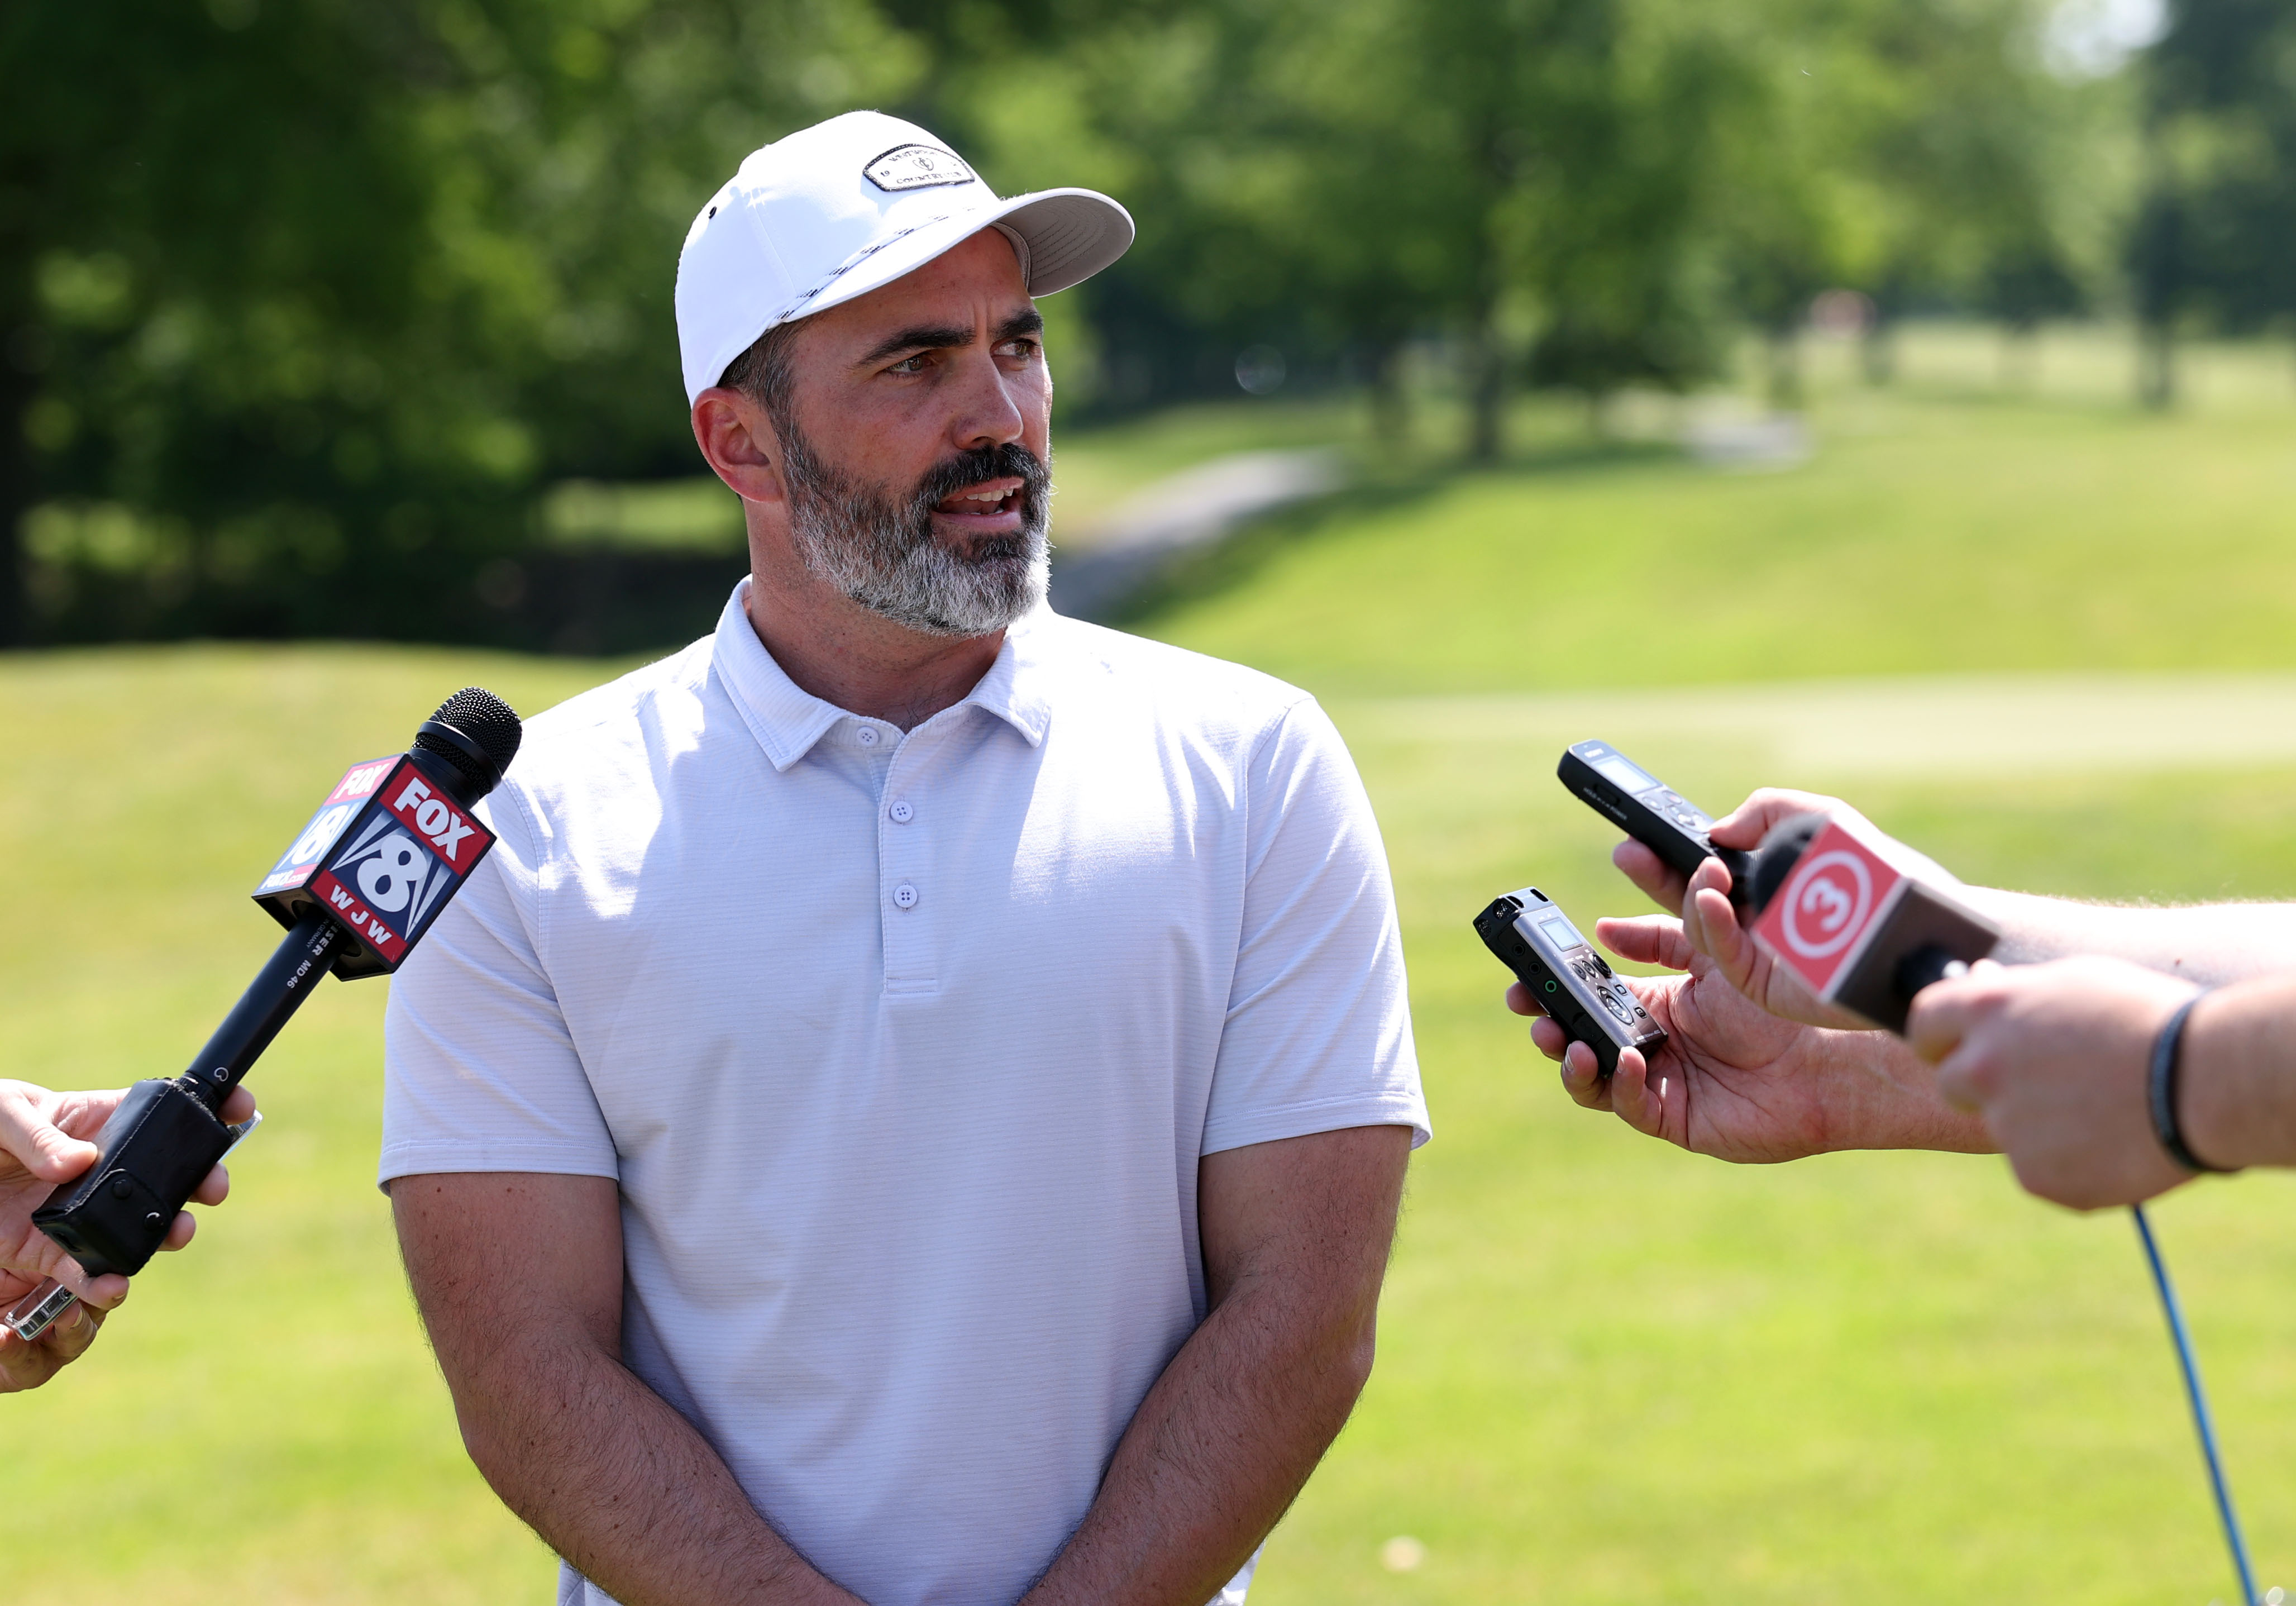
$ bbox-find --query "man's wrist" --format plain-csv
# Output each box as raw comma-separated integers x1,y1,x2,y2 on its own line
1809,1027,1996,1155
2146,993,2236,1175
2174,992,2253,1174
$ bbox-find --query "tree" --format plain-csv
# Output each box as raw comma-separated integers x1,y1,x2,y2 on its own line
2130,0,2296,407
0,0,917,645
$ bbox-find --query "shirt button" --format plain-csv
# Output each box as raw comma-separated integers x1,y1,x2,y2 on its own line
856,726,880,747
889,800,914,825
892,882,919,909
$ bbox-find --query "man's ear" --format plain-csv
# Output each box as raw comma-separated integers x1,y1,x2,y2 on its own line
691,387,787,508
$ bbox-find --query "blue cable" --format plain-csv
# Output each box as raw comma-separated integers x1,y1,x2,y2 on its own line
2132,1202,2259,1606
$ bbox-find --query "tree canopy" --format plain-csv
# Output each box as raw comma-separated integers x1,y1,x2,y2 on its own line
0,0,2250,646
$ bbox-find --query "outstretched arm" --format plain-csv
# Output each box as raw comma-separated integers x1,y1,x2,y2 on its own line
1964,892,2296,984
1509,779,2296,1169
1019,1124,1411,1606
390,1172,863,1606
1682,788,2296,1019
1506,917,1990,1160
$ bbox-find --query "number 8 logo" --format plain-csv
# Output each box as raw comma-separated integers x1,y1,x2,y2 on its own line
288,804,352,866
355,832,430,914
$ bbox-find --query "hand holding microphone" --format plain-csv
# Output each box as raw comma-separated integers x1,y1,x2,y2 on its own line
1507,753,1996,1160
1903,959,2202,1211
1538,749,2268,1601
1656,787,1976,1032
0,1080,252,1391
5,688,520,1352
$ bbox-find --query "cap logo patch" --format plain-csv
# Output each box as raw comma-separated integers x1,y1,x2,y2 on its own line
864,144,975,193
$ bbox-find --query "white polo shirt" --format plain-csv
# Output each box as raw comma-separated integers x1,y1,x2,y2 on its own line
380,584,1428,1606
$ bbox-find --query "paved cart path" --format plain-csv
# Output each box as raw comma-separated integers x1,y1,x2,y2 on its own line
1048,448,1343,620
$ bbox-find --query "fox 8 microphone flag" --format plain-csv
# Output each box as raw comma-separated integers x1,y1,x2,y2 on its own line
251,754,497,979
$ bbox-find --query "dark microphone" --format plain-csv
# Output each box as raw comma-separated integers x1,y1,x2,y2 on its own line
1742,811,1999,1034
31,689,522,1281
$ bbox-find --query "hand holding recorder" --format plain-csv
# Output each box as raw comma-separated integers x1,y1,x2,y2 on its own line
1550,749,2296,1199
0,1080,250,1390
1498,747,1991,1159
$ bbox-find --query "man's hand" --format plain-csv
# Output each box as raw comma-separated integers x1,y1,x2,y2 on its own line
1908,957,2197,1210
1663,788,1897,1031
1020,1125,1410,1606
1506,916,1990,1160
0,1079,248,1392
393,1173,864,1606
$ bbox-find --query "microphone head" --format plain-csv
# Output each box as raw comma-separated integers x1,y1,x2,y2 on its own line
413,687,523,802
1745,812,1829,918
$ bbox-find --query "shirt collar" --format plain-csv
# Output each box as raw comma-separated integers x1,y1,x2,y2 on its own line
710,580,1056,771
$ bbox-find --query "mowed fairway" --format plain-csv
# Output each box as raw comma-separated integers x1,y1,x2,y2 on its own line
1143,338,2296,695
10,344,2296,1602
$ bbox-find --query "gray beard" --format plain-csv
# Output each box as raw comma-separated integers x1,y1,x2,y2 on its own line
779,426,1049,638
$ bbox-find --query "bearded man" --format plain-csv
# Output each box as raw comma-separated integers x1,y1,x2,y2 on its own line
380,112,1427,1606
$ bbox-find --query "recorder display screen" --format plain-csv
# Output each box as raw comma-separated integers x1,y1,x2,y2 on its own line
1591,752,1658,794
1536,912,1587,952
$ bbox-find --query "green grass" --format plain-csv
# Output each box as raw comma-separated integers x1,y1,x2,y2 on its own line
13,333,2296,1601
0,649,621,1605
1135,325,2296,695
1248,723,2296,1605
9,651,2296,1604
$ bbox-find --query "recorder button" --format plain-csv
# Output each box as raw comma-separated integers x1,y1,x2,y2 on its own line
109,1175,134,1200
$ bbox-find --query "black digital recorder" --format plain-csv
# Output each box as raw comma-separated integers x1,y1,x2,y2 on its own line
1558,739,1751,906
1474,886,1665,1078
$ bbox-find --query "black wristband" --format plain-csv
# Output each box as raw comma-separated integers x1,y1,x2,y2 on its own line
2148,993,2237,1175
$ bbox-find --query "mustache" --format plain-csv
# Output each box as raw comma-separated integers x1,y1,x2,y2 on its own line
909,443,1051,534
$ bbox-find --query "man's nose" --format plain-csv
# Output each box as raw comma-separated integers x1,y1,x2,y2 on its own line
948,346,1027,452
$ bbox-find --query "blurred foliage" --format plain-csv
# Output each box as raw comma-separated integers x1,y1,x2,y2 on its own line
2129,0,2296,404
3,0,2289,646
0,0,919,645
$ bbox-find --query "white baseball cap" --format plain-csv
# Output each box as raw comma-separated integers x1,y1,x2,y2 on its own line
674,110,1135,404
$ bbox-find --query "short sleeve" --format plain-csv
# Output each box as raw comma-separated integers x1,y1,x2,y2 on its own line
1200,698,1429,1156
378,790,619,1188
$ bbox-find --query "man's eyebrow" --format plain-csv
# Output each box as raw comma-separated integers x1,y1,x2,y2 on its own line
856,324,974,367
855,309,1045,369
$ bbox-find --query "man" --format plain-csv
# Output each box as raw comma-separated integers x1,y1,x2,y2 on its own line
383,111,1427,1606
1505,785,2296,1193
0,1078,246,1391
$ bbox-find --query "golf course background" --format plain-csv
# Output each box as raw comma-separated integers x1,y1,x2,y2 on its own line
8,326,2296,1602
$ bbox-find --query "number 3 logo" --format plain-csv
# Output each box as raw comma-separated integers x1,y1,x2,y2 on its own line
1781,850,1873,960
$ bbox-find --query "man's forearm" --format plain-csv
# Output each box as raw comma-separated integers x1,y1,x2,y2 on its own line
1804,1025,1995,1155
1021,1127,1409,1606
1018,1260,1372,1606
449,1324,858,1606
1966,890,2296,986
394,1173,857,1606
2178,974,2296,1172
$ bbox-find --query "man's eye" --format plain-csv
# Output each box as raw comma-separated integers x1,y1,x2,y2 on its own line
887,354,930,375
997,339,1040,361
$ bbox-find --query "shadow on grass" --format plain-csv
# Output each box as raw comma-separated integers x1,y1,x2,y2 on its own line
1110,435,1682,630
